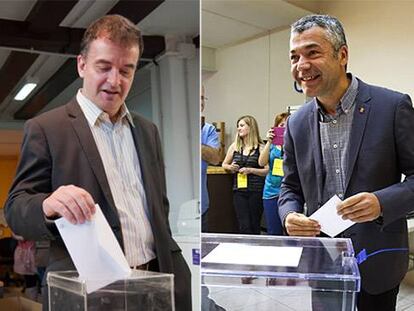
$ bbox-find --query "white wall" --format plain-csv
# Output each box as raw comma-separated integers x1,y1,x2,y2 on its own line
319,1,414,99
204,1,414,149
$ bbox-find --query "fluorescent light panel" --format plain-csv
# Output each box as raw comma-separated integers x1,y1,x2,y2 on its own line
14,83,37,101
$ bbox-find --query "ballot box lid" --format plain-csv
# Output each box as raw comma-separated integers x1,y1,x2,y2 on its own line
201,233,360,292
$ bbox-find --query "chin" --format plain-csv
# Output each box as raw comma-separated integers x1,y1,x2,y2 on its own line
303,89,318,98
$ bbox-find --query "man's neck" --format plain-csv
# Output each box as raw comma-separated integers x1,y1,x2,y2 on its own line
317,75,351,115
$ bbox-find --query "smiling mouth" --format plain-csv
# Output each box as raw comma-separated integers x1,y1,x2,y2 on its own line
300,75,320,82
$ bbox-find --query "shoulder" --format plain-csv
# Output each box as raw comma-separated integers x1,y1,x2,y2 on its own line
202,123,219,145
130,111,158,134
228,142,236,153
358,79,411,108
285,100,314,130
130,111,156,128
25,100,75,131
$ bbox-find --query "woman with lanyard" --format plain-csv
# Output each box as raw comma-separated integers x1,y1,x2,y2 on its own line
222,115,268,234
258,112,289,235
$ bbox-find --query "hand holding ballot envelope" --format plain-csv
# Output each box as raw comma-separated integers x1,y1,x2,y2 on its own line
56,204,131,293
42,185,96,224
336,192,382,223
285,212,321,237
286,193,378,238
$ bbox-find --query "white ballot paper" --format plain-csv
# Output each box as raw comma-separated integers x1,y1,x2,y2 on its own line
56,204,131,293
202,243,303,267
309,195,355,237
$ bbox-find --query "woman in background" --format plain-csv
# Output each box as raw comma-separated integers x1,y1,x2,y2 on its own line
222,115,268,234
258,112,288,235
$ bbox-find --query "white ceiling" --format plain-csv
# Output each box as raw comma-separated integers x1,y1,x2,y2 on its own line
202,0,314,49
139,0,200,37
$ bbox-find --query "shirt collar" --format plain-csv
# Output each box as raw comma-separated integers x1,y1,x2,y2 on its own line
76,89,134,127
316,73,359,119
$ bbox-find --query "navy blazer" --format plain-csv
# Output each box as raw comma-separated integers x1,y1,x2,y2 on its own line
279,78,414,294
5,99,191,310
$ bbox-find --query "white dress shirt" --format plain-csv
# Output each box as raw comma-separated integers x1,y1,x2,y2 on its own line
77,89,156,266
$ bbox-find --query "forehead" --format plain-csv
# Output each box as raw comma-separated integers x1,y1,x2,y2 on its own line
290,27,332,52
86,37,139,62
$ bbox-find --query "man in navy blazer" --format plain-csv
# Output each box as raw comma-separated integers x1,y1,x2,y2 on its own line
5,15,191,310
279,15,414,310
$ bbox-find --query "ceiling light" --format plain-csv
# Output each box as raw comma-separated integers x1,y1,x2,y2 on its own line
14,83,37,101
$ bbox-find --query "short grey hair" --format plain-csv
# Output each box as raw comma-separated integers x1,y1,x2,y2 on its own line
291,15,347,52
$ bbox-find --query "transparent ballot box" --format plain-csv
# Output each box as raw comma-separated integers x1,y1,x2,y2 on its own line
47,270,174,311
201,233,360,311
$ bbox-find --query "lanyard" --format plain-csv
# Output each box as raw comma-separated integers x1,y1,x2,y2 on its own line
239,147,255,167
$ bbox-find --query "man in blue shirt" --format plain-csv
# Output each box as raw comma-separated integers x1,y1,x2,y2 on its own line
201,86,220,232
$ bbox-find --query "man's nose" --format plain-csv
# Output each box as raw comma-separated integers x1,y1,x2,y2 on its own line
107,69,120,86
296,57,311,71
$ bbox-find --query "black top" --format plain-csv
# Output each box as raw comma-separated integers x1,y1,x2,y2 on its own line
232,147,265,192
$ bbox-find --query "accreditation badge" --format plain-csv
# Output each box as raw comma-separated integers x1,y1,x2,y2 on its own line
237,173,248,188
272,159,284,176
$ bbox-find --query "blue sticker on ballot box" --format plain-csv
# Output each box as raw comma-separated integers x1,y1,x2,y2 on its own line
192,248,200,265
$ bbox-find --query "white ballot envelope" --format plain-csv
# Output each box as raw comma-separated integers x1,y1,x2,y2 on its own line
56,204,131,293
309,195,355,237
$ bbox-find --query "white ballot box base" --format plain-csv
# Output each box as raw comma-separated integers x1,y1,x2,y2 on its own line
47,270,174,311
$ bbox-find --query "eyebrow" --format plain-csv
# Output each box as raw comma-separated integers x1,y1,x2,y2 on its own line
290,43,321,54
95,59,136,70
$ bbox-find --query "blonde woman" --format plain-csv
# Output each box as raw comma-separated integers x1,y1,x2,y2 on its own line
222,115,269,234
258,112,288,235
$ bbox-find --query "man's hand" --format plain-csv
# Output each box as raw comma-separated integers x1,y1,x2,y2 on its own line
285,212,321,236
42,185,96,224
337,192,381,222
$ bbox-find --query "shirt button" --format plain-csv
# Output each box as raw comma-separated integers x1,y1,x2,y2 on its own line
338,193,344,198
332,120,337,124
333,144,338,149
335,169,340,174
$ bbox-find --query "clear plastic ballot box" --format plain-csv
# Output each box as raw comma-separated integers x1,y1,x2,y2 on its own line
201,233,360,311
47,270,174,311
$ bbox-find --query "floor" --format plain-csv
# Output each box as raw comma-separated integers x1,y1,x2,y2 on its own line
397,269,414,311
206,271,414,311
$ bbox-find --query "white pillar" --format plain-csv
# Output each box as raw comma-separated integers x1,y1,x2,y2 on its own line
150,41,199,231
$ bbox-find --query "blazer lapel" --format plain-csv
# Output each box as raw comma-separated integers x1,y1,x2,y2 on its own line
65,99,117,211
129,118,154,220
308,99,324,205
344,80,372,191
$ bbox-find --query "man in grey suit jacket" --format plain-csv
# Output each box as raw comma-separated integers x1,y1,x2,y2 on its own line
5,15,191,310
279,15,414,310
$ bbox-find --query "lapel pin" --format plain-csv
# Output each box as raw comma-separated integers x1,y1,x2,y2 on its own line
359,107,365,113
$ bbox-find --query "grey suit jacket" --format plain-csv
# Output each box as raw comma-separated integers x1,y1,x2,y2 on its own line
5,99,191,310
279,78,414,294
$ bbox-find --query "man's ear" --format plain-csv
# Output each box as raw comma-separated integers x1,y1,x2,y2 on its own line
339,45,348,67
77,54,86,78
